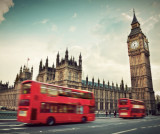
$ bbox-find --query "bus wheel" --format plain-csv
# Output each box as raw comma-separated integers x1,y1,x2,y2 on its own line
47,117,55,126
82,117,87,123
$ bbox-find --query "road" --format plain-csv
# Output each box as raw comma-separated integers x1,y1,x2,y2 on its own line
0,116,160,134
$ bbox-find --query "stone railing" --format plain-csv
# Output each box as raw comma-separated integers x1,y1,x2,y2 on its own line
0,111,17,119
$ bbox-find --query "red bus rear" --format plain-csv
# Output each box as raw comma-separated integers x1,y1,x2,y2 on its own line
118,98,146,118
17,80,95,125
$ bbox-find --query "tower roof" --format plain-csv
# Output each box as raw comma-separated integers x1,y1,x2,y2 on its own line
129,9,142,37
131,9,139,25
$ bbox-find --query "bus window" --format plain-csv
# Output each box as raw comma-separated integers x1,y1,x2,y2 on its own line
58,104,68,113
48,86,58,96
58,104,63,113
41,85,47,94
77,106,83,114
119,99,128,105
40,103,46,113
131,100,136,104
86,93,92,99
65,89,72,97
41,103,58,113
82,93,86,99
119,107,129,110
50,104,54,113
19,99,30,106
53,104,58,113
46,103,50,113
63,105,67,113
59,88,66,96
89,106,95,113
82,93,92,99
22,83,31,94
67,105,76,113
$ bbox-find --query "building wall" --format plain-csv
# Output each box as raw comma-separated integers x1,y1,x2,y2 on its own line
81,79,131,113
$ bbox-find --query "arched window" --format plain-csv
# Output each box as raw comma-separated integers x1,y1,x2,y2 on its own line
68,71,71,80
59,72,63,81
75,73,78,81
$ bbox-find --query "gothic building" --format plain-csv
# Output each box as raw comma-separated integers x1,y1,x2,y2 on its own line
37,49,82,90
0,10,156,113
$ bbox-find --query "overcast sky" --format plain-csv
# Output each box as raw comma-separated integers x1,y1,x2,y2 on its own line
0,0,160,95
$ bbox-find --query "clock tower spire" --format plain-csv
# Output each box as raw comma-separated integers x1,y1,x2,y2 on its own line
127,9,156,114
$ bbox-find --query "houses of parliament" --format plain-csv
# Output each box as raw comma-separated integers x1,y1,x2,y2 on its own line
0,11,156,114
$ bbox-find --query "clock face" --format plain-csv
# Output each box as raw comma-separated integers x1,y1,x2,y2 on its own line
144,41,148,50
130,41,139,49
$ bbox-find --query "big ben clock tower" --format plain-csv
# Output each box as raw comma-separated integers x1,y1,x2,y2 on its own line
127,10,156,114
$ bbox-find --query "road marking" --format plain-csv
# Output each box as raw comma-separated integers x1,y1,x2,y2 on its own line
0,128,27,131
48,128,80,132
153,125,158,128
89,125,101,128
1,129,10,130
88,124,114,128
11,128,27,130
114,123,126,125
141,125,160,129
141,127,146,129
112,128,137,134
0,124,23,127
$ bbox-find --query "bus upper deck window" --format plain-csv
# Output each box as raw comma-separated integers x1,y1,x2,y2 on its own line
19,99,30,106
120,99,128,105
22,83,31,94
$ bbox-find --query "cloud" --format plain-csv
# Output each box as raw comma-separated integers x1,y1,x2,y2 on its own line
0,36,50,85
41,19,49,24
121,13,132,22
142,15,159,33
33,19,49,25
152,1,160,8
87,11,132,85
69,26,76,32
82,41,130,85
72,12,77,18
0,0,14,23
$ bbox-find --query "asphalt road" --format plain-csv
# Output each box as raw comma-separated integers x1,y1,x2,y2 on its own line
0,116,160,134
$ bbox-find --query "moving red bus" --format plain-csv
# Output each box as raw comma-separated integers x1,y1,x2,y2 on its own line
17,80,95,125
118,98,145,118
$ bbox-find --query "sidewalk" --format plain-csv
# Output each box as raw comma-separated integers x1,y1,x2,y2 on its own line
0,119,17,122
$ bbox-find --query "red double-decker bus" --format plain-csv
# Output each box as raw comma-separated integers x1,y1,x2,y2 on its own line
118,98,146,118
17,80,95,125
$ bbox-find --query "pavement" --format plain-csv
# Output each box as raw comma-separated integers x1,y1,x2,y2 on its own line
0,115,156,122
0,119,17,122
